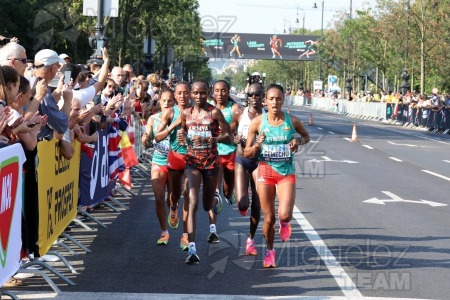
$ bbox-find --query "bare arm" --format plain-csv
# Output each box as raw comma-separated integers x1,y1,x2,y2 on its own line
92,48,110,94
229,103,242,133
243,116,263,158
288,114,310,152
24,79,47,120
154,108,177,142
141,115,154,147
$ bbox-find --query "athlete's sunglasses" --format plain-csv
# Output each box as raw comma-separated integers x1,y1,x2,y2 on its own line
248,92,263,97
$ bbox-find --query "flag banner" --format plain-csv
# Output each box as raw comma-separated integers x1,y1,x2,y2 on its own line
37,139,80,255
0,144,26,286
79,129,112,206
120,130,138,168
202,32,320,61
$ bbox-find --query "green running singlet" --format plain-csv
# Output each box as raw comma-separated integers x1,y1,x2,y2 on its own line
258,112,295,176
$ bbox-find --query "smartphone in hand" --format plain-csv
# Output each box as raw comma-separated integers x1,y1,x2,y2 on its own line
64,71,71,85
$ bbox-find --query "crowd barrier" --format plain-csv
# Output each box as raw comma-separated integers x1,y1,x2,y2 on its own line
0,144,26,287
0,115,150,297
285,96,450,132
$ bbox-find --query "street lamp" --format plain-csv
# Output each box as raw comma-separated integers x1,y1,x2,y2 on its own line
400,68,411,95
283,18,292,34
296,7,305,33
345,77,353,100
313,1,324,81
88,0,107,60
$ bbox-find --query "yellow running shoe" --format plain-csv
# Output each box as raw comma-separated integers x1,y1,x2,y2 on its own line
157,232,170,245
168,208,179,229
180,234,189,251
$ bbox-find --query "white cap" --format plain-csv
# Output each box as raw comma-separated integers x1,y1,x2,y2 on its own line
35,49,65,67
59,53,70,59
252,72,261,77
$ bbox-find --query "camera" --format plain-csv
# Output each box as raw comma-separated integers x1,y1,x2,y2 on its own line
0,38,11,46
246,72,261,85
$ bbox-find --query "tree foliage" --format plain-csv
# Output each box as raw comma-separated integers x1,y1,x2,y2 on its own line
0,0,209,79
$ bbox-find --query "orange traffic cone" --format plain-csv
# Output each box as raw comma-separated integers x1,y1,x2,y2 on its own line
308,113,313,126
351,124,358,142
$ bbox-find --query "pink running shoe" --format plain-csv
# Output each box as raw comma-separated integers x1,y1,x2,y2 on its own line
279,221,291,242
263,249,276,268
245,239,257,256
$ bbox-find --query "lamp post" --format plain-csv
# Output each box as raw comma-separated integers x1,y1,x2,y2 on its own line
400,68,410,95
313,1,324,81
345,77,353,100
88,0,107,57
296,7,305,33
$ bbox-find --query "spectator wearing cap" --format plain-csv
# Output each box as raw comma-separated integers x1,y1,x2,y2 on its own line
33,49,71,140
0,42,28,76
59,53,71,64
244,71,261,93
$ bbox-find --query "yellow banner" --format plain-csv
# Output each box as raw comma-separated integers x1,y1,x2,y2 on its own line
37,139,80,255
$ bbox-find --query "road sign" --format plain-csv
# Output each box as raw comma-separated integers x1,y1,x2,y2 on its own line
314,80,323,91
363,191,447,207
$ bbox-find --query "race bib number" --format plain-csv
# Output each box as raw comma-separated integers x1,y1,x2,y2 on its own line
262,144,291,162
153,138,170,156
187,129,212,150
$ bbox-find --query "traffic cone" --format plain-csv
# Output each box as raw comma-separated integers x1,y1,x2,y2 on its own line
308,113,313,126
351,124,358,142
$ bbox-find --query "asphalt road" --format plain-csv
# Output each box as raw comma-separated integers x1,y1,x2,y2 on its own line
6,106,450,300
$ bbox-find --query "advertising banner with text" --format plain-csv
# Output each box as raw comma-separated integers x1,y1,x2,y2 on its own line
79,129,111,206
202,32,319,61
0,144,26,286
37,139,80,255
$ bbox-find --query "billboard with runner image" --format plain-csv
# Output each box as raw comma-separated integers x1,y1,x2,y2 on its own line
202,32,319,61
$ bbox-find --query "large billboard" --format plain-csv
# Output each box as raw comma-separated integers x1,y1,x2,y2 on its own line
202,32,320,61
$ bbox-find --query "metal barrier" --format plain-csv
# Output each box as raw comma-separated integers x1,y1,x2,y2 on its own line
285,96,450,133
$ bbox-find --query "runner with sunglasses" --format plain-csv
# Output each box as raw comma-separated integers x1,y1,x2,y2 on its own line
235,83,265,256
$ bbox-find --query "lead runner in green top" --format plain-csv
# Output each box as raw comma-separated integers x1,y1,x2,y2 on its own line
243,84,310,268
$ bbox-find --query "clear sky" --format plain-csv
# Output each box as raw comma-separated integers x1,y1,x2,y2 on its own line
197,0,376,34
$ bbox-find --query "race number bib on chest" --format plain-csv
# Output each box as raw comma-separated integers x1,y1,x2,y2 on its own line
188,126,212,150
154,138,170,156
262,144,291,161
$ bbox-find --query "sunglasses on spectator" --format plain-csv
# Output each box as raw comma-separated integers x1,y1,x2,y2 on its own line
8,58,27,64
248,92,263,97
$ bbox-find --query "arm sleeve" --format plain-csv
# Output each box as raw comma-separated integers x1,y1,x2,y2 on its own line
39,94,68,135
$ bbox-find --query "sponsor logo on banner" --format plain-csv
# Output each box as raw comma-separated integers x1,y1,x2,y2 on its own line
37,139,80,255
79,129,110,206
0,157,19,267
0,144,25,286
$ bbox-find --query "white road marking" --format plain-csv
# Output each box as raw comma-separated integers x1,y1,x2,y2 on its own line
343,138,351,142
9,291,433,300
317,127,323,130
292,205,363,298
389,157,403,162
363,191,447,207
444,160,450,164
387,140,437,148
422,170,450,182
362,145,374,149
328,131,335,135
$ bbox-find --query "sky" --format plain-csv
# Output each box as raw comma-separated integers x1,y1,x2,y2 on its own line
197,0,377,35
